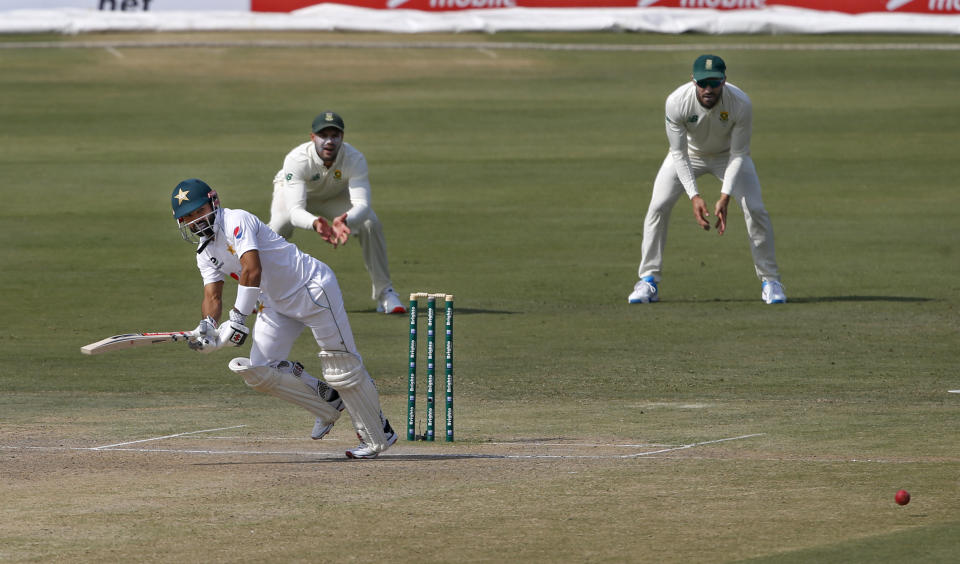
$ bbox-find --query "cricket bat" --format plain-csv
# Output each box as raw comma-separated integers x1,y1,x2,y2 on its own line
81,331,196,355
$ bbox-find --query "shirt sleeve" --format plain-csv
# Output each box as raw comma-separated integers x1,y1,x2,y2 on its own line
665,101,699,199
280,154,320,231
343,151,372,228
196,252,223,287
720,97,753,196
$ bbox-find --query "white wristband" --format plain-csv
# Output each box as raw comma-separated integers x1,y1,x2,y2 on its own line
234,285,261,316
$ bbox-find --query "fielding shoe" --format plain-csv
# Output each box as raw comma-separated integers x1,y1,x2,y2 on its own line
376,288,407,314
628,276,659,304
345,419,398,459
761,280,787,304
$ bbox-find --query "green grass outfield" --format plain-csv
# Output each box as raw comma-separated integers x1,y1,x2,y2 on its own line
1,32,958,563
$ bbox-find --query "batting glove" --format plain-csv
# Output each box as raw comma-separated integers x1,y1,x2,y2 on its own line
216,308,249,348
189,316,219,353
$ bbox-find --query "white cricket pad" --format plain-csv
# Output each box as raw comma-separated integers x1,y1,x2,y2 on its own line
318,351,388,451
228,357,341,424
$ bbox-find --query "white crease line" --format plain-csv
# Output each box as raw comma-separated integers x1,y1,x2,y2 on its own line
619,433,765,458
91,425,246,450
483,442,680,448
1,432,764,460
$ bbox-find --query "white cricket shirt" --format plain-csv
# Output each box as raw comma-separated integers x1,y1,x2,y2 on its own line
664,81,753,198
196,208,319,302
273,141,372,230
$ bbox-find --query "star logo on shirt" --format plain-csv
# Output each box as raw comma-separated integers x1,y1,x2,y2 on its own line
174,188,190,204
227,243,236,256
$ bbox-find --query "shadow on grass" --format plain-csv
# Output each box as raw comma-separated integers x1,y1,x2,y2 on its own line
191,453,521,466
353,307,520,315
668,296,934,304
787,296,933,304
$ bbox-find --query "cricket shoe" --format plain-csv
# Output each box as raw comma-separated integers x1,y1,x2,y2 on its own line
311,419,335,440
761,280,787,304
376,287,407,314
345,419,398,459
311,381,345,440
628,276,659,304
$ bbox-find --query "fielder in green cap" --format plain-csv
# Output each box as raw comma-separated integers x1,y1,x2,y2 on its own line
267,111,407,315
628,54,786,305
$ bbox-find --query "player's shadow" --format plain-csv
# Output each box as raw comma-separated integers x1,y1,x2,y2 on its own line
787,296,933,304
355,307,519,315
193,454,512,466
674,296,933,304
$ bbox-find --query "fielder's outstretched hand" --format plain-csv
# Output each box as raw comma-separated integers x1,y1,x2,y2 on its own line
692,195,711,231
314,213,351,248
328,213,351,248
714,194,729,236
313,216,335,242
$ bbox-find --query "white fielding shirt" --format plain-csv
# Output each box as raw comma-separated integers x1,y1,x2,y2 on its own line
273,141,372,230
664,81,753,198
196,208,318,302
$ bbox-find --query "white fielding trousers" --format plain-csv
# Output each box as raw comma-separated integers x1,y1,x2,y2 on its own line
249,262,358,366
638,152,781,283
269,183,394,300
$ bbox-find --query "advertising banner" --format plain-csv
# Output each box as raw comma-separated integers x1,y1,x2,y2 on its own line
251,0,960,14
0,0,249,10
3,0,957,14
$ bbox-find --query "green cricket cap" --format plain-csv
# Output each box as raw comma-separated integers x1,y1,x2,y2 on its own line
693,54,726,81
171,178,214,219
312,111,345,133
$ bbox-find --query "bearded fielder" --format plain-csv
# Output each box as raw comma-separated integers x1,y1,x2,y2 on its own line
629,54,786,305
269,111,406,315
172,178,397,459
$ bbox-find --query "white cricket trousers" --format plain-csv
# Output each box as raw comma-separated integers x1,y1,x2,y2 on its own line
269,183,395,300
249,261,359,366
638,152,781,283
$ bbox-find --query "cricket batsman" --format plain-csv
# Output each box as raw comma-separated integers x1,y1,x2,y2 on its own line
172,178,397,459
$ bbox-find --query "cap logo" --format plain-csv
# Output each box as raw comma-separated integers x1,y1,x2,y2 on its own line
705,59,714,70
174,188,190,204
324,112,335,122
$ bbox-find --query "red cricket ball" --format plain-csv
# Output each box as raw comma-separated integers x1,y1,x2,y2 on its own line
895,489,910,505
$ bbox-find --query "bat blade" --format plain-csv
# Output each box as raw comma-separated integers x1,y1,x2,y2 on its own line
80,331,195,355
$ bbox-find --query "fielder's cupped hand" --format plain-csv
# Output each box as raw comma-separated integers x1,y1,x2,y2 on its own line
314,213,351,248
